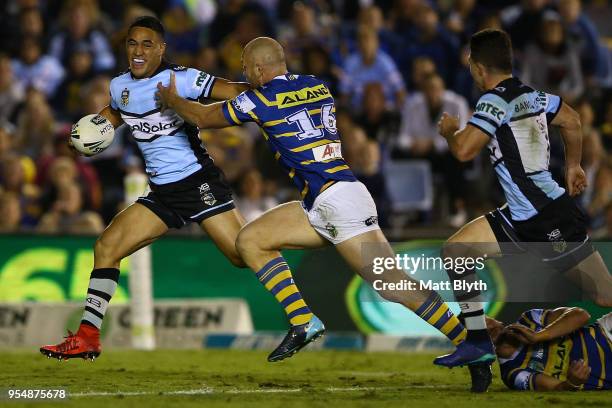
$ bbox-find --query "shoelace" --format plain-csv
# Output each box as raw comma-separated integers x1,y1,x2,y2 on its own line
56,331,80,353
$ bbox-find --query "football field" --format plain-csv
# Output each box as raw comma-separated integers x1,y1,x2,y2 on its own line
2,350,608,407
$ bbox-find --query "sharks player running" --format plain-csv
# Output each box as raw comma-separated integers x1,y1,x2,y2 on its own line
40,17,318,362
157,37,494,392
435,29,612,371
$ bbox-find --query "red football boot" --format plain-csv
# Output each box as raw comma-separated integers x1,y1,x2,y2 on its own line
40,325,101,361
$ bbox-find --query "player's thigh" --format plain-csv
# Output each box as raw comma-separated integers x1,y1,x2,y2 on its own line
199,208,246,267
237,201,328,252
564,251,612,307
94,203,168,266
335,228,394,272
445,215,501,258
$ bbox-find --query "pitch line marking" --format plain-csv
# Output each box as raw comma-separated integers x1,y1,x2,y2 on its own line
70,384,455,398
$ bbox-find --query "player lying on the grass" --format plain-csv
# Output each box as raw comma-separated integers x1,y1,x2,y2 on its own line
156,36,495,392
434,28,612,370
40,17,319,362
487,307,611,391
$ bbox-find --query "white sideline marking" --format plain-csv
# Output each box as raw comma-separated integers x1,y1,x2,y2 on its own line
70,384,454,398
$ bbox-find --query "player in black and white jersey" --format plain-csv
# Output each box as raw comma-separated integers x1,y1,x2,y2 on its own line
435,29,612,371
40,17,317,361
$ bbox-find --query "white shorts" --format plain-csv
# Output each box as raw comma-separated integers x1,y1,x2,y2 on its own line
597,312,612,343
303,181,380,245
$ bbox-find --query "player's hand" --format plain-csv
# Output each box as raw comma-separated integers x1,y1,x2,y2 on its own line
565,165,587,196
506,324,542,344
156,72,178,113
566,359,591,387
438,112,460,139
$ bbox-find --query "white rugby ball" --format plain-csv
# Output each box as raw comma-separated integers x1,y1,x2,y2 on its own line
70,114,115,156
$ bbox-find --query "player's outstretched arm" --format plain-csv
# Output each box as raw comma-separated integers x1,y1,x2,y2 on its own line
157,73,231,129
438,112,489,162
99,105,123,128
209,78,251,101
507,307,590,344
551,102,587,196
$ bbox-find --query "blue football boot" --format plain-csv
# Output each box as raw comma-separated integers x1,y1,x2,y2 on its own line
433,340,496,368
267,315,325,362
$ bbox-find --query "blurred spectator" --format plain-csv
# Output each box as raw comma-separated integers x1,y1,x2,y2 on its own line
200,127,254,184
355,82,401,146
37,178,103,234
397,73,469,155
444,0,483,46
340,25,406,111
15,88,57,157
558,0,607,83
38,156,101,224
409,56,436,91
235,168,278,222
351,139,390,228
396,73,470,225
586,158,612,236
193,46,221,76
357,5,403,63
0,53,24,124
402,4,460,89
301,45,340,96
52,45,96,120
389,0,422,38
19,6,45,40
453,46,478,106
279,2,326,72
49,0,115,73
576,100,604,216
162,3,204,66
218,10,268,78
521,11,584,103
208,0,273,47
600,100,612,151
341,124,367,169
502,0,550,51
12,36,65,97
0,192,23,232
0,153,40,227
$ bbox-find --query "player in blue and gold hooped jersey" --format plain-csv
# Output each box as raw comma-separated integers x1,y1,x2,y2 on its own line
487,307,612,391
157,37,494,392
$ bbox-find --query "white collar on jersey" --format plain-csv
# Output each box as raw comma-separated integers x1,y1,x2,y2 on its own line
272,74,299,81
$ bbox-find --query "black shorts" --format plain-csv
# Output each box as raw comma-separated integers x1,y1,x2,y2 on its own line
137,164,235,229
485,193,595,271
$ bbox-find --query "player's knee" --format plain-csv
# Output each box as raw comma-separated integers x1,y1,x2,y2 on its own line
236,226,265,258
228,252,247,268
376,288,405,305
94,235,119,264
235,227,258,257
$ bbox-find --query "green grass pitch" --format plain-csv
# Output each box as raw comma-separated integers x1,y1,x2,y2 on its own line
2,350,609,407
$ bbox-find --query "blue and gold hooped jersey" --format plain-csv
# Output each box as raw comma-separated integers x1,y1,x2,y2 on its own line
110,62,216,184
499,309,612,391
221,74,356,209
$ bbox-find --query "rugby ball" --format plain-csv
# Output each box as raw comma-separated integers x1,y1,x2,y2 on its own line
70,114,115,156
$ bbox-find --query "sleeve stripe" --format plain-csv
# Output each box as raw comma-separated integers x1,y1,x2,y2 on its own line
226,102,242,125
473,113,500,129
199,76,215,100
467,122,495,138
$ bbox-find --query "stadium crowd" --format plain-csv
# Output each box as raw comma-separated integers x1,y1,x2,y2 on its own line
1,0,612,237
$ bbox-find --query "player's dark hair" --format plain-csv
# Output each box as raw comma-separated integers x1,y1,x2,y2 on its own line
128,16,165,40
469,29,513,74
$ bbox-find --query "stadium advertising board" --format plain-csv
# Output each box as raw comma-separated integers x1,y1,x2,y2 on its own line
0,235,608,339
